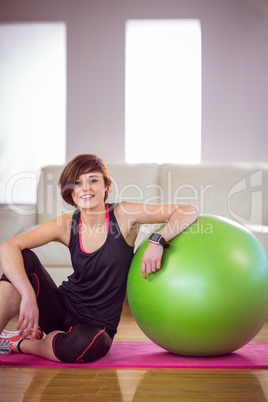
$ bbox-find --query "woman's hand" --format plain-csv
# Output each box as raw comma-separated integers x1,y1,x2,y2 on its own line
141,243,164,279
17,292,39,341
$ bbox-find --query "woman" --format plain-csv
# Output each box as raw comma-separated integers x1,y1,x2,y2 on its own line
0,154,199,363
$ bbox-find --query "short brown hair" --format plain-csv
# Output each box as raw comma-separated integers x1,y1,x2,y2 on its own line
58,154,112,206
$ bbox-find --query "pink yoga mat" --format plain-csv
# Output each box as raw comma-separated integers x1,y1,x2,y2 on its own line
1,342,268,369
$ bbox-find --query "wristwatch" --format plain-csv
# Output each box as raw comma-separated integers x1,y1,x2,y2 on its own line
148,233,170,249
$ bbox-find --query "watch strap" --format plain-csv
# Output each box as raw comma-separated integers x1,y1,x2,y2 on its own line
149,233,170,249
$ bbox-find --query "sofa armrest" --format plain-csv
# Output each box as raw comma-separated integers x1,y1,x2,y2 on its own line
0,204,37,244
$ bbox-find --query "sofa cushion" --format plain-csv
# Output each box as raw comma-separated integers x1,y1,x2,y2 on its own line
159,162,268,226
106,163,160,204
37,165,74,224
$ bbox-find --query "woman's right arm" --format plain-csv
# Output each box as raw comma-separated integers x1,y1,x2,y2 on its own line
0,214,72,340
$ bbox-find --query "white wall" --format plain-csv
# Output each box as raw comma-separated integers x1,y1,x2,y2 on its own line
1,0,267,163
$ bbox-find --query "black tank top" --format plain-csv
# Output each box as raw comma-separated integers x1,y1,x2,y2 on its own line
59,203,134,333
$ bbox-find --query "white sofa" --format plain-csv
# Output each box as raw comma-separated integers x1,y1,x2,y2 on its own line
1,162,267,285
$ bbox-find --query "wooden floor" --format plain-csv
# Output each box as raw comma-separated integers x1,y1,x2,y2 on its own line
1,305,268,401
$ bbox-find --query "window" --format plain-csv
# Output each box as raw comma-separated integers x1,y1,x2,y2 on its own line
0,22,66,204
125,19,201,164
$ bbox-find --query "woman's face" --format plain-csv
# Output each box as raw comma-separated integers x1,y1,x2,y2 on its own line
71,171,107,210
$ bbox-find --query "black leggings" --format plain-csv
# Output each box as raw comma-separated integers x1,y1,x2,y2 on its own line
0,249,113,363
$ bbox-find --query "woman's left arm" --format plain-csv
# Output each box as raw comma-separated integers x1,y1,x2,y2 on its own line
115,202,199,279
139,204,199,279
138,204,199,279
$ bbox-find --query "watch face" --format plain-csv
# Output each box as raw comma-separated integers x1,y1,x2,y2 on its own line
150,233,161,242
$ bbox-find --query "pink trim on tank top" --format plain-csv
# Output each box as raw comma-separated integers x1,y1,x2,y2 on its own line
79,204,110,254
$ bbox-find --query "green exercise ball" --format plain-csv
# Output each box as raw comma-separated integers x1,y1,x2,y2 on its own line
127,215,268,356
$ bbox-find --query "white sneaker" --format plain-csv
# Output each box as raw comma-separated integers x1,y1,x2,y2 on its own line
0,327,43,355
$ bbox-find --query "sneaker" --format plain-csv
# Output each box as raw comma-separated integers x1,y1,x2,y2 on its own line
0,326,43,355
